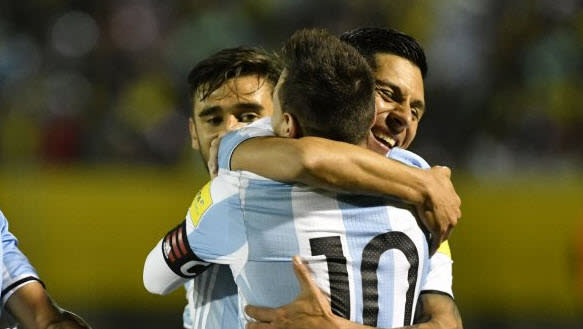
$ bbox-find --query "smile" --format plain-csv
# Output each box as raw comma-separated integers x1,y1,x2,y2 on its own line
373,131,397,148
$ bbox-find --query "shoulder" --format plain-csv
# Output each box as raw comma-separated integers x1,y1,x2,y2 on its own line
387,147,430,169
218,118,275,171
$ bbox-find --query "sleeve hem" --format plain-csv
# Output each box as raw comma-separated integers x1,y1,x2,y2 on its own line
2,276,44,306
420,289,454,300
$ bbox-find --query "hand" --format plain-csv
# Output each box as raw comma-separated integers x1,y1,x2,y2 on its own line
208,123,248,178
419,166,461,253
245,256,343,329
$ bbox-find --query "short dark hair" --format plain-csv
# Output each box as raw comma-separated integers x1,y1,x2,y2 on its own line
279,29,375,144
340,27,428,78
187,46,282,112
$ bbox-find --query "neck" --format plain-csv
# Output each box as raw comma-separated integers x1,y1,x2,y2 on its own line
356,138,368,149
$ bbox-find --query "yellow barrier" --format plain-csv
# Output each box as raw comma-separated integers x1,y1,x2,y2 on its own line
1,166,582,318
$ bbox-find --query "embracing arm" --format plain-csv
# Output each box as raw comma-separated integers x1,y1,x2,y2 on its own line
143,221,213,295
230,136,461,243
144,178,245,295
5,281,91,329
232,137,427,200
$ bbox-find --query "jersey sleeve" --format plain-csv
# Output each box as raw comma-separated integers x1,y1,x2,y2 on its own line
143,176,247,295
386,147,430,169
185,176,247,269
420,241,454,298
385,149,454,297
218,117,275,171
0,210,42,306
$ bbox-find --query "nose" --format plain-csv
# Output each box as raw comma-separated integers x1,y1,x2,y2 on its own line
225,115,239,131
385,101,412,134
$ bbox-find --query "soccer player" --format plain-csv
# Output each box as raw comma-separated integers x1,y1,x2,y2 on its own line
144,28,447,328
154,41,460,328
180,46,282,329
0,209,90,329
233,27,463,329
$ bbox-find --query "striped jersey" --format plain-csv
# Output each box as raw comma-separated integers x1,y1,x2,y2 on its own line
182,265,238,329
151,118,453,329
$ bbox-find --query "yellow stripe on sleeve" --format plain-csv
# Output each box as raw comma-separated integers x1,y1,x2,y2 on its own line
188,181,213,228
436,240,452,259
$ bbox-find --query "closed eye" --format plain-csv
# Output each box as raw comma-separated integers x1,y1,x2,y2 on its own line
376,87,394,102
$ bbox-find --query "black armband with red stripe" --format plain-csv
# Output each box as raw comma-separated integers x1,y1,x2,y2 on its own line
161,221,211,278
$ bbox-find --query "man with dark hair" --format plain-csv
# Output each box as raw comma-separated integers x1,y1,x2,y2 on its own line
187,46,282,168
144,28,448,329
149,46,282,329
340,27,427,155
273,30,375,145
239,27,463,329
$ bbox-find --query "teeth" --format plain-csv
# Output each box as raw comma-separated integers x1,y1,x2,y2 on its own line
374,133,396,148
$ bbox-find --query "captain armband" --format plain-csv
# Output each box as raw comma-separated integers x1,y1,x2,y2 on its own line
161,221,211,278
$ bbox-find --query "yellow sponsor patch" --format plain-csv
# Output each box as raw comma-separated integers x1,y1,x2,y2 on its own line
437,240,452,259
189,182,212,227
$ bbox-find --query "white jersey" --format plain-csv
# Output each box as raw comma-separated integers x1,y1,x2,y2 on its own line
0,209,42,317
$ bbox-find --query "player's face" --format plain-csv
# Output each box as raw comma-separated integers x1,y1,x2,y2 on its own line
366,53,425,154
189,75,274,164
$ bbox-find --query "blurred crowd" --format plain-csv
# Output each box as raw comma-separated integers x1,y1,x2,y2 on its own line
0,0,581,174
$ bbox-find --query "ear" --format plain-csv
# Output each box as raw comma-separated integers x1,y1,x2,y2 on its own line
188,117,200,151
281,112,301,138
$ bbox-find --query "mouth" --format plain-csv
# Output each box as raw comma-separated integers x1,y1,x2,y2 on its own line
367,129,398,155
373,131,397,148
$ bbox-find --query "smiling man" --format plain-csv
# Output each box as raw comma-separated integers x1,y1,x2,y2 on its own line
145,29,461,329
231,27,463,329
144,28,460,329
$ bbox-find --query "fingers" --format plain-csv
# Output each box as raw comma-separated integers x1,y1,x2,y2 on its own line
292,256,316,293
245,305,278,323
434,165,451,178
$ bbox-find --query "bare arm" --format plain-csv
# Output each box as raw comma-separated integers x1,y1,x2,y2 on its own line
5,281,91,329
232,137,427,201
245,257,462,329
230,136,461,245
412,293,463,329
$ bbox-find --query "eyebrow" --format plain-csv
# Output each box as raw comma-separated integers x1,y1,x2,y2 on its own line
197,106,221,118
197,103,265,118
375,79,425,111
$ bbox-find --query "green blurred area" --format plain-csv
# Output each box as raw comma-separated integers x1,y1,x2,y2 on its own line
1,166,582,321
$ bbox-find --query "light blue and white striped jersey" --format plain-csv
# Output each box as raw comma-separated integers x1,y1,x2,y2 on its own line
179,118,450,328
213,118,453,298
0,209,41,317
182,265,238,329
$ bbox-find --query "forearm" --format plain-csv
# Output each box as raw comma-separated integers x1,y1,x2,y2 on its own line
6,282,90,329
232,136,428,204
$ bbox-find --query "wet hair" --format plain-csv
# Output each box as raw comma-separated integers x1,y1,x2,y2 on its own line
278,28,375,144
340,27,428,78
187,46,282,113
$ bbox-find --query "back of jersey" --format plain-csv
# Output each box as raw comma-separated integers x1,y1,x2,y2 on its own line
236,176,430,328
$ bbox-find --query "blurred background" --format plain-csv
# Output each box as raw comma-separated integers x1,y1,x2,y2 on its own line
0,0,582,328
